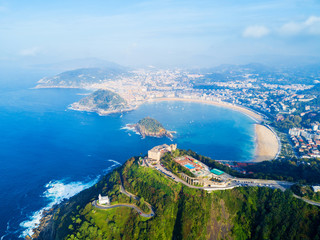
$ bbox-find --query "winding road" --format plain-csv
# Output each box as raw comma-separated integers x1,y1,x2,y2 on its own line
92,174,155,217
92,200,154,217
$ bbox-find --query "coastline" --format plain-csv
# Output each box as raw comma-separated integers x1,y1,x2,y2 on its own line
68,104,137,116
148,97,263,123
69,96,279,162
253,124,279,162
147,98,280,162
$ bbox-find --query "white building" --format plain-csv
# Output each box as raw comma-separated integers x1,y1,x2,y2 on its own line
289,128,301,136
98,194,110,205
312,186,320,192
312,124,319,131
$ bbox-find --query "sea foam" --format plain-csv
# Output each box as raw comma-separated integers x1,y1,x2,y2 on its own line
19,178,99,238
19,159,121,238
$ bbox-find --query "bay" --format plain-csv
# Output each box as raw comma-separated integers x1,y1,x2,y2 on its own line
0,75,255,239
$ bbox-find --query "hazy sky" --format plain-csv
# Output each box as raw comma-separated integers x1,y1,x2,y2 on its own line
1,0,320,67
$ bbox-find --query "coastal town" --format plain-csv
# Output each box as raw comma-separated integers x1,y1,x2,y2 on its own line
27,66,320,239
289,124,320,158
36,65,320,162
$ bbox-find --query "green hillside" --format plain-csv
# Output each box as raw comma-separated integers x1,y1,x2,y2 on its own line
78,89,128,111
137,117,165,133
36,67,130,88
37,154,320,240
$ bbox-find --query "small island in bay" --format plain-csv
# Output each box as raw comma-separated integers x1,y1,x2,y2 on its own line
127,117,175,139
70,89,132,115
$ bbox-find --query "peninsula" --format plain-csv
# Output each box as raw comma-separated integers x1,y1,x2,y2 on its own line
127,117,174,139
31,147,320,240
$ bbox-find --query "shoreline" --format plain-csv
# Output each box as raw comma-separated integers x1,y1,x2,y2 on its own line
69,96,279,162
148,97,264,123
253,124,280,162
147,98,279,162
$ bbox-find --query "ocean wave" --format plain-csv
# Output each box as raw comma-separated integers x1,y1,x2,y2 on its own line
103,159,122,173
120,125,135,131
0,220,14,240
19,177,99,238
120,125,140,135
107,159,121,165
19,159,122,238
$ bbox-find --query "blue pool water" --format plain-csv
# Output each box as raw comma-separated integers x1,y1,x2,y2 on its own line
184,163,195,169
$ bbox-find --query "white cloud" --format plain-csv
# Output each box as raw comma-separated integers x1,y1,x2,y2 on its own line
242,25,270,38
280,16,320,35
19,47,42,56
0,6,7,12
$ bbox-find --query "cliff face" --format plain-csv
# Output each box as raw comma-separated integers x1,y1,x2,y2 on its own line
130,117,174,138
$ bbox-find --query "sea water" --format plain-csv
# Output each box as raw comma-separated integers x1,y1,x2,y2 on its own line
0,70,255,239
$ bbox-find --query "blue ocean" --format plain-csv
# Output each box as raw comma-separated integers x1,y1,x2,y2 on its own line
0,69,255,239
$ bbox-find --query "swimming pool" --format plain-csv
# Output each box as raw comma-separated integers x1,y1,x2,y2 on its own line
184,163,195,169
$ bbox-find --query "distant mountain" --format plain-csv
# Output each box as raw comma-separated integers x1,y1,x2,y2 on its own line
70,89,129,115
35,67,130,88
32,58,127,71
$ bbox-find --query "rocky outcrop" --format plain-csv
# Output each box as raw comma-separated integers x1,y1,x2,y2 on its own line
26,206,57,240
128,117,175,139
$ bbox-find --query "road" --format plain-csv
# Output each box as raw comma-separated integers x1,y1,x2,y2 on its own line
154,163,239,191
92,174,155,217
92,200,154,217
292,194,320,207
152,162,320,207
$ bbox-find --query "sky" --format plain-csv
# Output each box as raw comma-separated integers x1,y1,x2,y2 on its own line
1,0,320,68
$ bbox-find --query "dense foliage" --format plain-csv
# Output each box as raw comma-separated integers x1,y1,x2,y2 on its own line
161,151,195,177
291,184,320,202
79,89,127,110
273,115,302,131
137,117,165,133
39,156,320,240
243,159,320,184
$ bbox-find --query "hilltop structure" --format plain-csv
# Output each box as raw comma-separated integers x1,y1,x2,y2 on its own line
98,194,110,205
148,144,177,163
174,155,231,187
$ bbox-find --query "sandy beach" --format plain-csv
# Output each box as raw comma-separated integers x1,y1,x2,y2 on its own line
253,124,279,162
149,97,263,122
149,97,279,162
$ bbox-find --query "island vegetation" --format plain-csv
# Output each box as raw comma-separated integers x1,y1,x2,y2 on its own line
128,117,174,139
70,89,130,115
